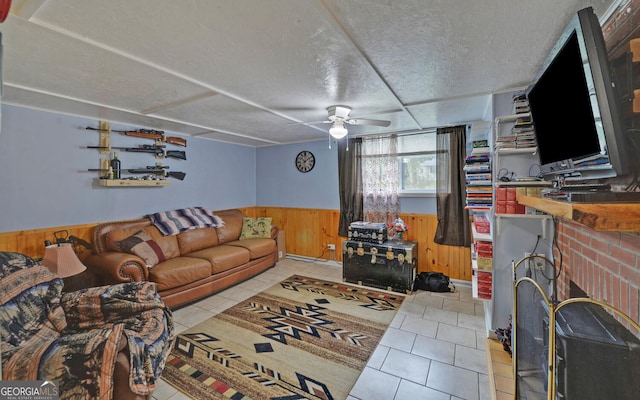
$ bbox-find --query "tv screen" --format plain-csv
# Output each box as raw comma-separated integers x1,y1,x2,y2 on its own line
526,7,629,181
528,33,602,165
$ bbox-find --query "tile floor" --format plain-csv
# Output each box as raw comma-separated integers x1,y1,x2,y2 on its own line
152,258,494,400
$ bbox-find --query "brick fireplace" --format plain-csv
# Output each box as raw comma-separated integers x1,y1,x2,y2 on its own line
554,218,640,326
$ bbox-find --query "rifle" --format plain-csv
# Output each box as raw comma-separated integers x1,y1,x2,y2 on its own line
88,165,186,181
87,145,186,160
85,126,187,147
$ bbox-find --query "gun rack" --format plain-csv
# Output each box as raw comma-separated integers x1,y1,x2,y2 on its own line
97,179,170,187
95,158,170,187
90,120,175,187
99,121,110,154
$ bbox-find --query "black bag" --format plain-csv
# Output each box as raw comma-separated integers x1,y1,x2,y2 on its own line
413,272,455,293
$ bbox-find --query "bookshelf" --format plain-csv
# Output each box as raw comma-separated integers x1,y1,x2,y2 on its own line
466,136,493,301
465,140,492,211
482,92,555,335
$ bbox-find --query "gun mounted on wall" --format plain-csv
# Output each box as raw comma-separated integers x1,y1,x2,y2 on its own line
87,145,186,160
85,126,187,147
88,164,186,180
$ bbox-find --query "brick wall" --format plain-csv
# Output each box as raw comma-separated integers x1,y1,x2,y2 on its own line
602,0,640,54
554,218,640,325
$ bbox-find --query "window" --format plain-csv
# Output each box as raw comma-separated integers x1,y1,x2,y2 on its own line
360,131,438,197
398,131,437,195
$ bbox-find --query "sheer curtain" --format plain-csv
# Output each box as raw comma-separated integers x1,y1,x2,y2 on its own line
434,125,471,247
361,134,400,227
337,138,363,237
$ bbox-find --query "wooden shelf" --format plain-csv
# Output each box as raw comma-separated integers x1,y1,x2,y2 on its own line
495,180,552,187
472,225,492,241
517,194,640,232
495,112,530,124
97,179,169,187
495,147,538,155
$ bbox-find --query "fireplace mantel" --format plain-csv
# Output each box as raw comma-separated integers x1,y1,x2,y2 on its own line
517,194,640,232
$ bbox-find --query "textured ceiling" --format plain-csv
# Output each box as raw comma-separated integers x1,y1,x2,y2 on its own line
0,0,618,146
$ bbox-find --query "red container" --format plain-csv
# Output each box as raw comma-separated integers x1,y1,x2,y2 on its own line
474,215,491,233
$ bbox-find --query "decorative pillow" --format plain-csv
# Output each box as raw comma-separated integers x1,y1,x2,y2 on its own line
239,217,272,240
114,230,167,268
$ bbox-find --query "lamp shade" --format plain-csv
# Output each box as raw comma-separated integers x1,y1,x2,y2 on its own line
329,121,348,139
42,243,86,278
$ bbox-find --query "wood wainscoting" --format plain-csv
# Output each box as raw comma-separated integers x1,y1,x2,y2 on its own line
252,207,472,281
0,207,472,281
0,223,99,262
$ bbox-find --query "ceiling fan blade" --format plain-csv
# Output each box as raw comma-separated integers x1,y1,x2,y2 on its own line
345,118,391,127
327,105,352,119
288,120,332,125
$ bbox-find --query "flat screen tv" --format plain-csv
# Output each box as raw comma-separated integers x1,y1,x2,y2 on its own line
526,7,630,182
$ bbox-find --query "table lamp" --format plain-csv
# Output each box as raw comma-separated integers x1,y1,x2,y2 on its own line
42,243,87,278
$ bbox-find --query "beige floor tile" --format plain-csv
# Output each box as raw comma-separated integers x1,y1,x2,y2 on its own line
426,361,480,400
380,348,431,385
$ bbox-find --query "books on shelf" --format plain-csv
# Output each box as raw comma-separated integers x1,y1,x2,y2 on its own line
465,173,491,182
512,93,530,114
472,139,488,148
464,164,491,173
471,139,491,155
466,139,492,209
495,117,537,150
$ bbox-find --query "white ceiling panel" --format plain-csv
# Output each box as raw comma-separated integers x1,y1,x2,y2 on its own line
2,16,215,115
3,85,207,136
150,95,328,143
408,95,493,129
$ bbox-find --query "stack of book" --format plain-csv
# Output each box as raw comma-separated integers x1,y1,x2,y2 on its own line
512,114,536,149
512,93,530,114
495,114,536,150
464,140,492,209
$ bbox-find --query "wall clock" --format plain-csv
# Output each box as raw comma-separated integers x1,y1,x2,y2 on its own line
295,150,315,173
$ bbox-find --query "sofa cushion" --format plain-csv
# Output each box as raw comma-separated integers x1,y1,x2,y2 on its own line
226,238,277,259
148,257,212,291
239,217,272,240
106,226,180,260
186,245,251,274
215,209,245,244
113,230,168,268
177,227,219,255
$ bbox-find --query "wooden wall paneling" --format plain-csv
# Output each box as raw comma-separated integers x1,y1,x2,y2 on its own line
290,208,320,257
319,209,341,259
399,213,472,280
0,207,472,281
0,223,98,260
256,207,343,262
401,213,433,273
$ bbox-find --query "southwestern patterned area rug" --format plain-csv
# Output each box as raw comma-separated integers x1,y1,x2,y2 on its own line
162,274,405,399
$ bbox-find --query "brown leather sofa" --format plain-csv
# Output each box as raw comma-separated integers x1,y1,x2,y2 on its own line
84,209,278,308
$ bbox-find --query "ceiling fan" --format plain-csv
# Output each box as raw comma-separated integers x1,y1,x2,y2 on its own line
300,106,391,139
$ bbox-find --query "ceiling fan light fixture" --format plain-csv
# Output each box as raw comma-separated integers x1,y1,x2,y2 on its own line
329,121,348,139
